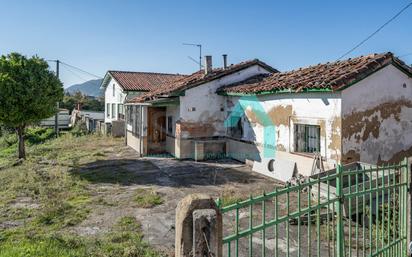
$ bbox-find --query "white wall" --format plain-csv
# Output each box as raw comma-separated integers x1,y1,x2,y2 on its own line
166,105,180,136
178,65,272,138
226,92,342,173
341,64,412,164
104,77,127,123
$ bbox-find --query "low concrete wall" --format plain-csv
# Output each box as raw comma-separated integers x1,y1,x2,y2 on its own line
126,131,147,156
227,138,261,163
227,138,335,176
112,120,125,137
166,135,176,157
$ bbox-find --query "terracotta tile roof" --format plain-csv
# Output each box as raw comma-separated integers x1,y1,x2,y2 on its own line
108,71,186,91
219,52,412,94
128,59,277,103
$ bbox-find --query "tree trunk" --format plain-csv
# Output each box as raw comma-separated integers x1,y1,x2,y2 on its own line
17,126,25,159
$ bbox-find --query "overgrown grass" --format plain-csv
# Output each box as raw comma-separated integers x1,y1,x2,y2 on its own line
134,188,164,208
0,133,162,257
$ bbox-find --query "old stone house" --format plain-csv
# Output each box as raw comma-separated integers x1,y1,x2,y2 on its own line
125,53,412,176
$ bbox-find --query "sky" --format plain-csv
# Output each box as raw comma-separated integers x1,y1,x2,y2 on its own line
1,0,411,88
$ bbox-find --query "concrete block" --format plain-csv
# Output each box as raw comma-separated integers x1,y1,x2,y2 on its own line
253,157,297,183
111,120,125,137
175,194,222,257
193,209,219,257
194,142,205,161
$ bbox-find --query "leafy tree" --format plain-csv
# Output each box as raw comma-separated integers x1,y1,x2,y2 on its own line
60,91,104,112
0,53,63,159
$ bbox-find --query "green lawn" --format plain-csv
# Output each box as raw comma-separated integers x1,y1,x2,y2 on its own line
0,131,161,257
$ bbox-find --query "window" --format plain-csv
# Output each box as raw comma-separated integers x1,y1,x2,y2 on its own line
167,116,173,135
111,103,116,119
132,106,141,136
294,124,320,153
112,84,115,97
106,103,110,117
118,104,124,119
227,113,243,139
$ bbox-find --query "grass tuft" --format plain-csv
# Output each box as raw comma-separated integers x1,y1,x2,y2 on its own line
134,188,164,208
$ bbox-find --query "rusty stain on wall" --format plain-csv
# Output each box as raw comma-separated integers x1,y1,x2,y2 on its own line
342,98,412,164
276,144,286,152
385,145,412,164
176,119,217,138
328,116,342,162
268,105,293,126
342,149,361,164
342,99,412,141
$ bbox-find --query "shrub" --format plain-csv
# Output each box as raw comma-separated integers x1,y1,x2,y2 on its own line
26,127,55,145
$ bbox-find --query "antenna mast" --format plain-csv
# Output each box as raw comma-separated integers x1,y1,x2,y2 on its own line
183,43,202,70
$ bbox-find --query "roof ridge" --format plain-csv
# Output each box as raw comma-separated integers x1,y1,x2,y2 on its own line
109,70,186,76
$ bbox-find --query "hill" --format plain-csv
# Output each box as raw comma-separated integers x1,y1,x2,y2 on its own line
66,79,103,97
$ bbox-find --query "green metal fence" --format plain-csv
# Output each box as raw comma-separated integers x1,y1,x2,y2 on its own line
216,159,409,257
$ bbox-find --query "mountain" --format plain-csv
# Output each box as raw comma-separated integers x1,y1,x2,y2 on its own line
65,79,103,97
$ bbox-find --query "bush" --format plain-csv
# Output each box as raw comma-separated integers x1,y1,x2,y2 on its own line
69,123,87,137
26,127,55,145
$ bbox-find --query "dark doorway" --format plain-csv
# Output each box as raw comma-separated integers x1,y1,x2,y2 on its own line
147,107,166,155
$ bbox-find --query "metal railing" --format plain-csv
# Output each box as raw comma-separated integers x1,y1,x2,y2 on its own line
216,159,409,257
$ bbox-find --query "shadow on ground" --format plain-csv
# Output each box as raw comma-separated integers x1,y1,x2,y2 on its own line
69,158,266,187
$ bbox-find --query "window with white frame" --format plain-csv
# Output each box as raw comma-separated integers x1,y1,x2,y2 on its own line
111,103,116,119
112,84,115,97
118,104,124,119
106,103,110,117
294,124,320,153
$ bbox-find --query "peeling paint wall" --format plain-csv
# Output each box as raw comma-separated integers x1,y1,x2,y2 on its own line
341,64,412,164
177,65,271,139
226,93,342,168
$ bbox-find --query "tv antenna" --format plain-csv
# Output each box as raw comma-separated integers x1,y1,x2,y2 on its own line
183,43,202,70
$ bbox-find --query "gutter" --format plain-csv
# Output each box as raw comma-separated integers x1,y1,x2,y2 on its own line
217,87,333,96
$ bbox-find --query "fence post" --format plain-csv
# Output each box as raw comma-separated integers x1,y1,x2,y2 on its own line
175,194,222,257
406,157,412,256
336,164,344,257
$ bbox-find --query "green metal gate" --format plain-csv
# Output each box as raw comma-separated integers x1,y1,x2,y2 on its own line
216,159,410,257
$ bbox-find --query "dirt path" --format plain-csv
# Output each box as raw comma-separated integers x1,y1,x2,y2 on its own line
69,144,277,254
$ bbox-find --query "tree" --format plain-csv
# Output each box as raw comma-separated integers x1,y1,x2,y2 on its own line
0,53,63,159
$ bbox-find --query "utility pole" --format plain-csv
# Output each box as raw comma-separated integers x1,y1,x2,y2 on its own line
53,60,60,137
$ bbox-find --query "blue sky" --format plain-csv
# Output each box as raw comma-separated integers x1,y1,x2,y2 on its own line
1,0,411,87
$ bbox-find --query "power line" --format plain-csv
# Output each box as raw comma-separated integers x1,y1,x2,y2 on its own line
399,52,412,58
337,2,412,60
61,65,102,87
59,61,102,79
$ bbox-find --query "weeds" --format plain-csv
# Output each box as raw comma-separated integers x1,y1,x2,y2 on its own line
134,188,164,208
0,133,161,257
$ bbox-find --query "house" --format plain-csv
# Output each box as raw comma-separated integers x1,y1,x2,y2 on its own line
125,52,412,176
100,70,185,125
124,55,277,158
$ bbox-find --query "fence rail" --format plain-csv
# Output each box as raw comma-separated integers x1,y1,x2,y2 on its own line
216,159,409,257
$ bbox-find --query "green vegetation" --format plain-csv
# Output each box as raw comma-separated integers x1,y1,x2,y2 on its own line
218,186,249,207
60,91,104,112
0,127,55,167
134,188,164,208
0,52,64,158
0,133,161,257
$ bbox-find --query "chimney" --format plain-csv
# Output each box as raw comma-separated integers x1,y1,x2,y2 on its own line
205,55,212,75
223,54,228,69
